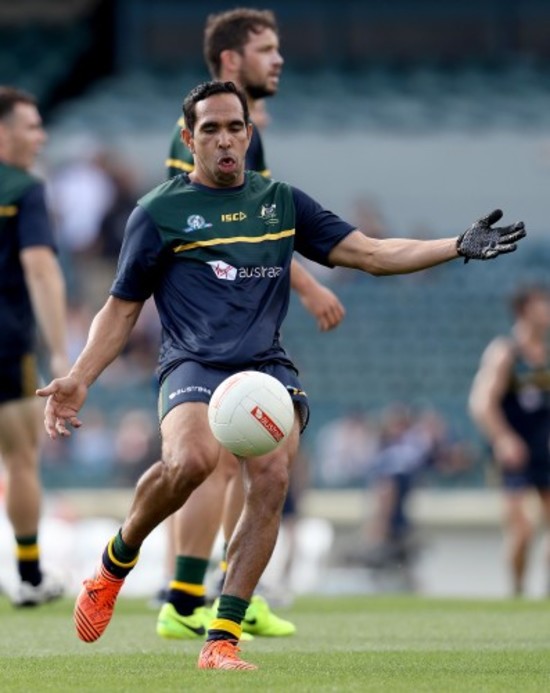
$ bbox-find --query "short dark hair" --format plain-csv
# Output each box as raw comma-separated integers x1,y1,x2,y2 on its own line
183,81,250,133
510,285,550,317
0,86,36,121
204,8,278,78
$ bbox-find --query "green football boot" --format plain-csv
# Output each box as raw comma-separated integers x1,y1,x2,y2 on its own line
241,595,296,637
156,602,213,640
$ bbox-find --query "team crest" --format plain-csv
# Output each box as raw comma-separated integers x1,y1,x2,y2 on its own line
183,214,213,233
259,203,279,225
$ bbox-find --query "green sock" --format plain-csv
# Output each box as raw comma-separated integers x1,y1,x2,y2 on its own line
113,529,140,563
216,594,249,623
174,556,209,585
168,556,209,615
15,534,41,586
102,530,140,578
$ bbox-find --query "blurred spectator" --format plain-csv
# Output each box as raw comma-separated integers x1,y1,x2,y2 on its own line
314,408,378,487
47,139,115,256
362,404,471,572
66,299,95,365
113,409,161,486
97,156,143,262
47,143,142,310
66,406,115,482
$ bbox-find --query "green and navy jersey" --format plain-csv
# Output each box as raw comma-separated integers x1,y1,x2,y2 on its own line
502,342,550,462
110,171,354,379
0,162,57,357
165,115,270,179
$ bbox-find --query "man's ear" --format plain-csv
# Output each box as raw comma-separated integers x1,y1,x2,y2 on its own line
220,48,241,75
182,128,193,153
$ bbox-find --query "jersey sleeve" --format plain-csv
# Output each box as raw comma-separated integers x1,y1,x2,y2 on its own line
291,186,355,266
110,205,165,301
17,182,57,251
165,117,194,178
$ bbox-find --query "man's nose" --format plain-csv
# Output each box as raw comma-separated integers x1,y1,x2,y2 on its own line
218,131,232,147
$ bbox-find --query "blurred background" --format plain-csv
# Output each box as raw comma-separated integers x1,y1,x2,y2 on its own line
1,0,550,600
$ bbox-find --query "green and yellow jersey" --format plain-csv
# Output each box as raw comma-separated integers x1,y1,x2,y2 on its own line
0,162,56,357
110,171,354,380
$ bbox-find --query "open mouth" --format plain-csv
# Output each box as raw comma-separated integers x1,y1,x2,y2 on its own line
218,155,237,171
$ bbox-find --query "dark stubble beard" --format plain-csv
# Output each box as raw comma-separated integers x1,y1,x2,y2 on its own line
246,84,276,100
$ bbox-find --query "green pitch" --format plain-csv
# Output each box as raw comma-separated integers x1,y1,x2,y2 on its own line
0,594,549,692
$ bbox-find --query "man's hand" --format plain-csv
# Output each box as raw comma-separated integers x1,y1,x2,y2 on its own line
299,283,345,331
36,375,88,440
456,209,526,262
493,432,529,471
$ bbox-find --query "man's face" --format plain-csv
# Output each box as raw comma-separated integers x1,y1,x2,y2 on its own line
0,102,46,170
183,92,252,188
237,28,284,100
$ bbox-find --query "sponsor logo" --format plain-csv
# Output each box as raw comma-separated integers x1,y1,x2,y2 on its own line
207,262,283,281
259,203,279,225
168,385,212,400
183,214,213,233
251,406,285,442
207,260,238,281
221,211,247,222
238,266,283,278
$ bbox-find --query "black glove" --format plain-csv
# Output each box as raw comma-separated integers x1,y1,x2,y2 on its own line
456,209,526,263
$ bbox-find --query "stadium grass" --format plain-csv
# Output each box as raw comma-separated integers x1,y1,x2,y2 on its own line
0,594,549,692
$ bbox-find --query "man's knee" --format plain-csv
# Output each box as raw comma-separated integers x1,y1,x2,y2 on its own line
162,445,218,496
246,457,290,514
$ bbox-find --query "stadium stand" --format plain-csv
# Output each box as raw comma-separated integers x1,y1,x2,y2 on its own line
0,24,91,103
46,62,550,136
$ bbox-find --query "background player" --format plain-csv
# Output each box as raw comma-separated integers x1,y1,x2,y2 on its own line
469,285,550,596
0,86,68,606
157,7,345,641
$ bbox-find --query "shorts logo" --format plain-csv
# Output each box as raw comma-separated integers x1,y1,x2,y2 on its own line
183,214,213,233
168,385,212,400
259,203,279,226
207,260,237,281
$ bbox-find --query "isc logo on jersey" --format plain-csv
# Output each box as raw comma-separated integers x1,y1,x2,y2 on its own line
221,212,247,222
207,261,282,281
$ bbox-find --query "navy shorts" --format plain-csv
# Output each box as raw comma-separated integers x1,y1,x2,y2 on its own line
0,353,38,405
158,361,309,432
501,460,550,492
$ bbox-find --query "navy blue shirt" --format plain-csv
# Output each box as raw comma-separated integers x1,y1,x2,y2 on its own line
111,171,354,379
502,346,550,465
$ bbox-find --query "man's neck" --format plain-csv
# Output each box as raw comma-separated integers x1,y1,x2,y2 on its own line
217,74,255,109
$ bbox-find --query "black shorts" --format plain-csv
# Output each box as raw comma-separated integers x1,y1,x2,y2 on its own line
158,361,309,432
0,353,38,405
